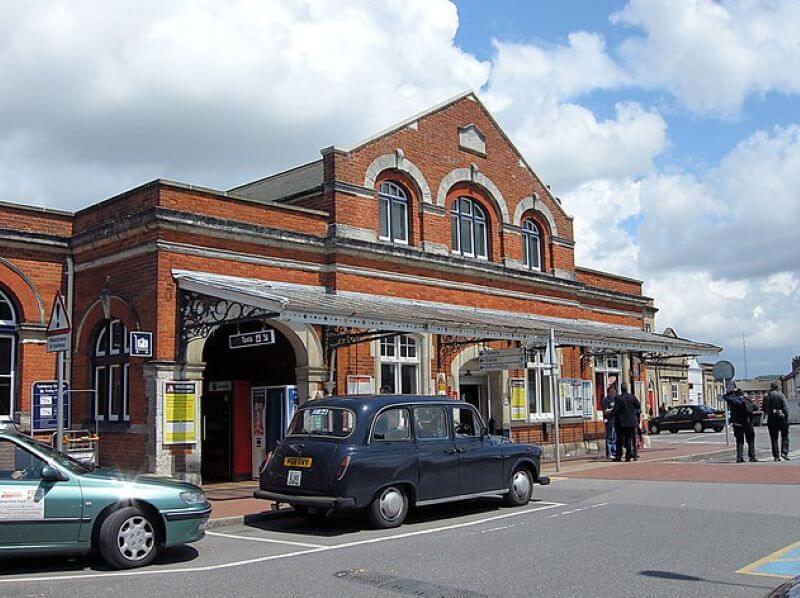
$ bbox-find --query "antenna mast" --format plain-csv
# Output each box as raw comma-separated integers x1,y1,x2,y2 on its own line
742,333,749,379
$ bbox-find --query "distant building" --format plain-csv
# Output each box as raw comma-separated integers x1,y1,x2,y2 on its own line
781,356,799,400
645,328,690,411
700,362,726,410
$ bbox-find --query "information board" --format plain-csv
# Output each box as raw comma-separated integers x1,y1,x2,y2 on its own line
510,378,527,421
164,381,197,444
31,381,69,432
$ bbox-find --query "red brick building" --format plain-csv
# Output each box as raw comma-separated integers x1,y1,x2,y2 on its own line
0,93,718,483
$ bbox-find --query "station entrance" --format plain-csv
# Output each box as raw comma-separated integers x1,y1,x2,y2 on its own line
200,321,298,482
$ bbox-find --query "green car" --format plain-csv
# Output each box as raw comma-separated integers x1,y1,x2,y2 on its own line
0,424,210,569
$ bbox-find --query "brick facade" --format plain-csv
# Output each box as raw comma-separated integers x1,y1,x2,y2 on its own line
0,93,662,481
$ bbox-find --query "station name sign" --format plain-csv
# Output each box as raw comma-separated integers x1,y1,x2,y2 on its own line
229,329,276,350
478,347,528,372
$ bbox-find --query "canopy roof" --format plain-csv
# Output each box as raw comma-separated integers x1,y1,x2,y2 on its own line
173,270,720,356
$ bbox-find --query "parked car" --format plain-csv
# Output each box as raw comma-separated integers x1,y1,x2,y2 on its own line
648,404,726,434
0,423,210,569
254,395,550,528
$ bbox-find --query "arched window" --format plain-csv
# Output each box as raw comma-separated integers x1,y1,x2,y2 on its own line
0,289,17,420
521,219,542,270
378,181,409,244
92,319,129,422
451,197,488,259
379,335,419,394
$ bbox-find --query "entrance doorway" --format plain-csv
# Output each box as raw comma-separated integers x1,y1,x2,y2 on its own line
459,361,490,423
201,321,298,482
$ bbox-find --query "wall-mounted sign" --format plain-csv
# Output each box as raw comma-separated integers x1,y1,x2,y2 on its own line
130,331,153,357
347,375,374,395
510,378,526,421
32,381,69,431
229,329,275,350
208,380,232,392
45,292,71,353
479,347,527,372
164,381,197,445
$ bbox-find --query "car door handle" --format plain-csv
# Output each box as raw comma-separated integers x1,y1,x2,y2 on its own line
444,448,457,454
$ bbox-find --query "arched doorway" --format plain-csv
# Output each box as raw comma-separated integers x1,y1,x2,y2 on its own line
200,320,300,482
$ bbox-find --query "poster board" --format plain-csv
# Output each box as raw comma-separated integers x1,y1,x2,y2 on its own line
346,375,374,395
164,381,197,444
510,378,526,421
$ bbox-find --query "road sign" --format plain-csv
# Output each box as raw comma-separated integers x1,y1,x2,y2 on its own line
478,347,527,372
130,331,153,357
712,360,735,381
229,329,275,350
46,291,71,353
31,381,69,431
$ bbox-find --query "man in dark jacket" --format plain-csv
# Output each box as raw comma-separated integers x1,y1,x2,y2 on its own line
613,383,641,462
724,388,758,463
601,387,618,460
763,382,791,461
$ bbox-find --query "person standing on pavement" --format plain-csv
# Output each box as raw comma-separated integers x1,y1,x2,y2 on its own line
763,382,791,461
601,387,618,460
613,383,641,462
723,388,758,463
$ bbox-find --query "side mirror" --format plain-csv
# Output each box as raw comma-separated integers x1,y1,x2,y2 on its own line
41,465,65,482
480,427,489,438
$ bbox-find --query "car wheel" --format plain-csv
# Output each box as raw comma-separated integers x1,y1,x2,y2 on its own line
669,427,678,434
713,426,723,433
649,423,660,435
367,486,408,529
693,422,704,433
98,506,158,569
503,468,533,507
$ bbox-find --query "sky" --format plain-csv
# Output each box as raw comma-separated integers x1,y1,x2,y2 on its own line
1,0,798,377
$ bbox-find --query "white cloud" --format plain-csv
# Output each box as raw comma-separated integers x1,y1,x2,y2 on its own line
483,35,666,191
612,0,800,116
0,0,489,209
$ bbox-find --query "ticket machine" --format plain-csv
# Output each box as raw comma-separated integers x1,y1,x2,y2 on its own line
251,385,298,479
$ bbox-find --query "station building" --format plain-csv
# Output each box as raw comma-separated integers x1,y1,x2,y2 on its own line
0,93,719,483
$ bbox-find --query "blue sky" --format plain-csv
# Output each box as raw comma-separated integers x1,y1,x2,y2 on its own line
0,0,798,376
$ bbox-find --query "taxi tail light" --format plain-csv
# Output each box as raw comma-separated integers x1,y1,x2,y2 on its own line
335,455,351,481
259,452,272,475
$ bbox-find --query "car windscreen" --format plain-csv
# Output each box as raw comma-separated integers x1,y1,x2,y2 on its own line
699,405,717,413
287,407,356,438
18,435,94,474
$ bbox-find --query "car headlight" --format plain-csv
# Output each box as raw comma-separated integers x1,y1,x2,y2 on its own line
180,490,207,506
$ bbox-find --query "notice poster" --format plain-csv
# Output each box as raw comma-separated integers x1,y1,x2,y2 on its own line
164,381,197,444
510,378,526,421
0,488,44,520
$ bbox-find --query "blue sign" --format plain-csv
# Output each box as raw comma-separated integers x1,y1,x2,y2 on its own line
32,381,69,432
130,331,153,357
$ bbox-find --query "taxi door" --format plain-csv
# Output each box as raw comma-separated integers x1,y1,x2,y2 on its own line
451,405,503,495
0,438,83,547
413,405,460,501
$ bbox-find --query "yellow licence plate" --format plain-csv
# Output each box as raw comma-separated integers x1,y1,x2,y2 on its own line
284,457,312,468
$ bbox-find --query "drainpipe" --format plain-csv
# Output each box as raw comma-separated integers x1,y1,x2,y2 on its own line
65,256,74,390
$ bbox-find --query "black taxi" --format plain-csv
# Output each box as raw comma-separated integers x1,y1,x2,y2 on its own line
254,395,549,528
648,404,726,434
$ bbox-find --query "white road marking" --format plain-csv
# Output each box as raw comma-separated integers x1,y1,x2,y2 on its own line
206,531,325,549
0,501,565,585
546,502,608,519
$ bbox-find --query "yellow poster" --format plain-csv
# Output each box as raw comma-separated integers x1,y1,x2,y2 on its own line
510,378,526,421
164,381,197,444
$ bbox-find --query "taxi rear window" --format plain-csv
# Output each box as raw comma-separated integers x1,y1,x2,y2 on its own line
287,408,356,438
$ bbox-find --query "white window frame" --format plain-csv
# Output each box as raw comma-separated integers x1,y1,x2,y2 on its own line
0,334,15,421
525,350,554,422
94,365,107,421
379,335,420,394
378,181,409,245
123,363,130,421
521,219,542,271
108,364,120,421
0,290,16,327
451,197,489,260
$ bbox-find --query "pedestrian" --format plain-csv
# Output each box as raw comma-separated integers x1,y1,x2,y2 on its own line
762,382,791,461
659,403,667,417
613,383,641,462
601,386,618,460
723,388,758,463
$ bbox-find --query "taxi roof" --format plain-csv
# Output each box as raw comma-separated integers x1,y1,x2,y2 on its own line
300,394,461,413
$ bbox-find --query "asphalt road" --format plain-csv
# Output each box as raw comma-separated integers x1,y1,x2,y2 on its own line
2,465,798,598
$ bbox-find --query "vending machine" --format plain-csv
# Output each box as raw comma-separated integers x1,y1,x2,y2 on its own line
251,385,298,479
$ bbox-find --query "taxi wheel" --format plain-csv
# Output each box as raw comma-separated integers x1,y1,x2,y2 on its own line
649,423,660,435
503,468,533,507
99,507,158,569
669,427,678,434
693,422,704,433
368,486,408,529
